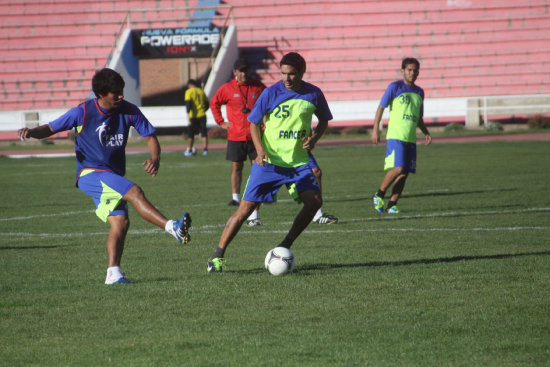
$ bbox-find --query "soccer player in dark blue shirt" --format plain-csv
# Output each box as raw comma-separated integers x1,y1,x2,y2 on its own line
18,68,191,284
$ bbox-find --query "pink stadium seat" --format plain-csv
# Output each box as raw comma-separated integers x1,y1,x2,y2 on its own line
1,0,549,110
218,0,550,101
0,0,198,110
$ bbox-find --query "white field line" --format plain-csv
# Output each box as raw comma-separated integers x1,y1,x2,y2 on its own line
2,207,550,239
343,206,550,223
2,226,550,239
0,210,95,222
3,205,549,224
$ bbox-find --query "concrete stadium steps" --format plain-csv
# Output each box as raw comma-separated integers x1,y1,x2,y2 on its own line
2,67,96,80
4,86,90,101
232,14,550,41
258,70,548,100
219,0,550,101
1,32,122,48
0,0,182,13
0,44,113,59
0,0,197,110
0,55,106,70
0,9,195,24
296,48,550,73
258,57,548,80
216,0,547,26
245,38,547,66
1,18,191,38
1,95,88,110
237,25,548,50
311,79,548,102
2,76,92,91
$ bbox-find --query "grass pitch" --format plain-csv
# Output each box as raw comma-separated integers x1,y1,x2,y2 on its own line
1,140,549,366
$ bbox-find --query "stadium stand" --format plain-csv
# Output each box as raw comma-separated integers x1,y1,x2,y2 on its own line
0,0,548,127
214,0,550,102
0,0,198,110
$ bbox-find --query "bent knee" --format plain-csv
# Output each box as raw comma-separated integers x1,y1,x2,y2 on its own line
108,214,130,230
302,193,323,211
124,184,145,201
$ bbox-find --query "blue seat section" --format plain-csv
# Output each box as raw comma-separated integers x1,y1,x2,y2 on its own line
189,0,221,28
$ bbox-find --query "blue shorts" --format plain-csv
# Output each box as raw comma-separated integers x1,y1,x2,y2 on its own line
243,162,320,203
308,151,319,170
384,139,416,173
286,152,319,203
77,169,134,222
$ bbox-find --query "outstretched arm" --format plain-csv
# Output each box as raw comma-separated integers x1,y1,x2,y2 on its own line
142,134,161,176
18,124,56,141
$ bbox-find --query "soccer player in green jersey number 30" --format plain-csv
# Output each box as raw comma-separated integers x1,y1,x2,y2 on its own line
371,57,432,214
207,52,333,273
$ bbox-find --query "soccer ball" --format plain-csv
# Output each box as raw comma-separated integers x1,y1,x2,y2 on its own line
264,247,296,276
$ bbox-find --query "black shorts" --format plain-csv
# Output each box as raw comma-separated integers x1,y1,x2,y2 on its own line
187,116,207,138
226,140,257,162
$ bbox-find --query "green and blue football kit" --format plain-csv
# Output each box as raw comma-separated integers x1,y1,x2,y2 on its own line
380,80,424,172
243,81,333,202
48,99,156,221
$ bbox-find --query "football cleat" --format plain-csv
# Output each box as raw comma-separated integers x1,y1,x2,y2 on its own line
207,257,225,273
173,213,192,244
386,206,400,214
202,149,208,156
183,148,196,156
247,218,263,227
313,213,338,224
105,276,133,285
227,199,240,206
372,194,385,213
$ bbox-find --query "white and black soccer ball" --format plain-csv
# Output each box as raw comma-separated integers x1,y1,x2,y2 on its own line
264,247,296,276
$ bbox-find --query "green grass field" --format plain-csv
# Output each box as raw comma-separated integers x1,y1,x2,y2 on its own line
1,140,549,366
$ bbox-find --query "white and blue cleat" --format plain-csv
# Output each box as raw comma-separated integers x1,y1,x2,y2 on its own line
173,212,192,244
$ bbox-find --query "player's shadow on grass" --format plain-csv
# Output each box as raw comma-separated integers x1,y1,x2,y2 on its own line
299,250,550,273
226,251,550,275
326,187,518,204
0,244,75,250
404,187,518,199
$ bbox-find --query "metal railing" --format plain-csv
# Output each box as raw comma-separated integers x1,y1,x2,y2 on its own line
466,94,550,126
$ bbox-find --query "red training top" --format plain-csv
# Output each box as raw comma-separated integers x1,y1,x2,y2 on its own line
210,78,266,141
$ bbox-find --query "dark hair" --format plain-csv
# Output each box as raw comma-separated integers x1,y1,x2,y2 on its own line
92,68,125,97
233,58,249,71
187,79,200,88
280,52,306,74
402,57,420,69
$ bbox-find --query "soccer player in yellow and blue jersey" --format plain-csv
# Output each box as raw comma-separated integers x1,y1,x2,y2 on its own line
207,52,332,273
371,57,432,213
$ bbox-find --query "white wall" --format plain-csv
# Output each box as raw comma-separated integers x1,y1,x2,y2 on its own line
203,26,238,99
0,97,469,131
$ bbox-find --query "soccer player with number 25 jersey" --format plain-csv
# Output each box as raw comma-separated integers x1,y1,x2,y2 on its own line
207,52,332,273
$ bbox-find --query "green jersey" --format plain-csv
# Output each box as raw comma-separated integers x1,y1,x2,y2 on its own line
247,81,333,168
380,80,424,143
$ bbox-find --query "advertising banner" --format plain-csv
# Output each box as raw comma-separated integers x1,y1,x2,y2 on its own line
132,27,220,58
